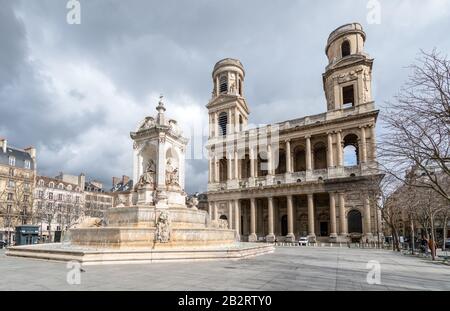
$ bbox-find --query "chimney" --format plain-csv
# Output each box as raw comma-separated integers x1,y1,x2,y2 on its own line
0,138,7,153
122,175,130,185
24,146,36,159
112,177,120,187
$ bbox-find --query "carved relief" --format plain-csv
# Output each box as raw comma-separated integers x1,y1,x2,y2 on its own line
156,211,171,243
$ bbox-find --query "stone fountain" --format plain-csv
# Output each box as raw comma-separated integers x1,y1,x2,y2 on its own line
6,97,274,265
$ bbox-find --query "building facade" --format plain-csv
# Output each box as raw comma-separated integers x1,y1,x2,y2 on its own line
206,23,383,243
0,138,36,244
34,175,84,241
84,180,113,218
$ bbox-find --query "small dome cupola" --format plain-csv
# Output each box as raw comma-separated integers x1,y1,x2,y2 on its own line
212,58,245,97
325,23,366,64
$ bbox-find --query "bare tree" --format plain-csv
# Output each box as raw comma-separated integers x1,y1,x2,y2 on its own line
380,50,450,202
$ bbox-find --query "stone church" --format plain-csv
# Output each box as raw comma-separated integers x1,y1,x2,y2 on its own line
206,23,383,243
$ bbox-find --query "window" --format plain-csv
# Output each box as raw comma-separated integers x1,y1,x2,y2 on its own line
58,194,63,201
218,112,228,136
75,196,80,203
67,185,72,191
58,183,64,190
67,195,72,202
219,76,228,93
342,85,355,108
9,168,14,176
238,80,242,96
47,202,53,209
8,179,15,188
49,192,53,200
24,160,30,169
7,193,13,201
343,134,360,166
38,180,44,187
38,191,44,199
23,195,29,202
49,182,54,188
239,115,243,132
7,205,12,214
9,156,15,166
341,40,351,57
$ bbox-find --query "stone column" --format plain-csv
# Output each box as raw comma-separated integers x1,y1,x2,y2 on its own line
208,156,213,183
364,194,372,237
157,136,166,189
329,192,337,238
286,195,295,242
286,140,292,173
327,132,334,168
234,149,239,180
360,126,367,163
208,202,212,221
228,201,233,229
306,136,312,171
249,198,257,242
267,144,273,175
369,125,377,160
336,131,343,167
213,202,218,221
249,147,255,178
307,193,315,238
266,197,275,242
227,154,232,181
338,192,347,236
214,112,219,137
234,199,240,240
214,156,219,183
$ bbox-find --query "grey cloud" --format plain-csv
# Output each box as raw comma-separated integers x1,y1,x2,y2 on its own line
1,0,450,193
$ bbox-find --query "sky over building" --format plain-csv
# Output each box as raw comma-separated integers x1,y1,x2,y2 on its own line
1,0,450,193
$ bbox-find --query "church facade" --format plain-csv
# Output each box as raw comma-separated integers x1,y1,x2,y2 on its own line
206,23,383,243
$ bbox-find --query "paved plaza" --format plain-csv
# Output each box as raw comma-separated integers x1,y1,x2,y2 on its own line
1,247,449,291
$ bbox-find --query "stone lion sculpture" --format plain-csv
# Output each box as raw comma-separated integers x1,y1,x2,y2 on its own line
71,216,104,229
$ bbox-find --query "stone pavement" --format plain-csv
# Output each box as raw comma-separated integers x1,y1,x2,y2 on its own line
1,246,449,291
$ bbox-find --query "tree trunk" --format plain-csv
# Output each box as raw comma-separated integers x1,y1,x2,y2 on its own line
443,216,448,251
430,216,436,261
410,219,415,255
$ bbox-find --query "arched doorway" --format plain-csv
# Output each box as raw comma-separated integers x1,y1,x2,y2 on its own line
281,215,288,236
348,210,363,233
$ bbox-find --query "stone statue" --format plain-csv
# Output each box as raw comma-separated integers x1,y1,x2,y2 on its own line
187,196,199,209
139,117,155,131
156,211,171,243
165,157,179,187
136,159,156,189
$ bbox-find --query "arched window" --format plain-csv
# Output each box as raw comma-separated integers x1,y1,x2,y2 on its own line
348,210,363,233
294,147,306,172
38,180,44,187
219,76,228,93
343,134,359,166
67,185,72,191
58,183,64,190
49,182,54,188
220,215,228,220
241,154,251,179
257,152,268,177
341,40,351,57
218,112,228,136
219,158,228,182
313,143,327,170
275,149,286,174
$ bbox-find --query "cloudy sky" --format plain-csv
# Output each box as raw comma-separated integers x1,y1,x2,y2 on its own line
1,0,450,193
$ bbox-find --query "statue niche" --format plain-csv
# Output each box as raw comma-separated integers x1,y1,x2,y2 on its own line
136,159,156,190
165,157,180,188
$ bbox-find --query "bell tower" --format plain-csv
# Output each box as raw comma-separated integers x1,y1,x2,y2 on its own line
207,58,249,138
323,23,374,111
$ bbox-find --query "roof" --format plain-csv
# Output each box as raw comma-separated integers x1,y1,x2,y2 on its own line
110,179,133,192
36,176,81,191
0,146,35,170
